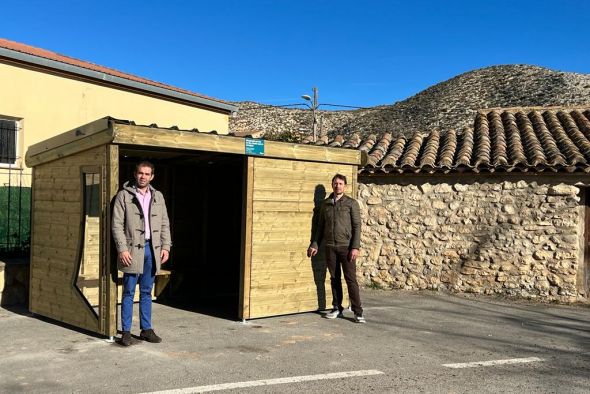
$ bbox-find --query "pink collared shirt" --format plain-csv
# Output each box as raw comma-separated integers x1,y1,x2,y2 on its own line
135,187,152,240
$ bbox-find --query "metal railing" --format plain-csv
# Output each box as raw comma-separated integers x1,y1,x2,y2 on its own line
0,169,31,256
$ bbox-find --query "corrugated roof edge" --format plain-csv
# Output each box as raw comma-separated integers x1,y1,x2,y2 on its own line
0,39,237,114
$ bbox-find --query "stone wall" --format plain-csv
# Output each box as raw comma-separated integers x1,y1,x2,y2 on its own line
357,176,588,303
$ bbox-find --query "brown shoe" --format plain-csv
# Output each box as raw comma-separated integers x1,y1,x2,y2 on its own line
120,331,133,347
140,329,162,343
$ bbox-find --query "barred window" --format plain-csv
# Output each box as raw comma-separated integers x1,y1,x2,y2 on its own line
0,119,17,164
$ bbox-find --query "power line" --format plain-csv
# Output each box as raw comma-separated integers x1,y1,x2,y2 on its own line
237,102,392,111
236,103,307,111
320,103,366,109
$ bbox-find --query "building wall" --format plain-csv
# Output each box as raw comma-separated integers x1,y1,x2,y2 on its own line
0,62,230,179
357,175,588,303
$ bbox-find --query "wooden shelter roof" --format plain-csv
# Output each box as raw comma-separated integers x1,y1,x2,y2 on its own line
25,118,363,168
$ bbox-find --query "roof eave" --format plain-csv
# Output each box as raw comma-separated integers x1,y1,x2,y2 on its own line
0,47,237,114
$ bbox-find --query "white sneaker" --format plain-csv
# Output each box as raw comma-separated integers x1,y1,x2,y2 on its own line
324,309,343,319
354,314,366,323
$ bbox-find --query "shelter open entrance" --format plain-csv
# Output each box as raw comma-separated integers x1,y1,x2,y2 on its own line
26,118,363,338
118,148,244,318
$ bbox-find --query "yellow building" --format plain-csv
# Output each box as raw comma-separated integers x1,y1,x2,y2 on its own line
0,38,236,252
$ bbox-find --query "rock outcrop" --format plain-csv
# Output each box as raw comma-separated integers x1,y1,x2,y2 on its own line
230,65,590,139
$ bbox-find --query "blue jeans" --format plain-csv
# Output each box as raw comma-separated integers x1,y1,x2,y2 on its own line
121,240,155,332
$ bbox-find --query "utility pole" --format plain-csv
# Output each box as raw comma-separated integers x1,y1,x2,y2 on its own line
311,87,318,142
302,87,319,142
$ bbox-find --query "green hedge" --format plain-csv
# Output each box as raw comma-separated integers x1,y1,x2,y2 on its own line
0,186,31,254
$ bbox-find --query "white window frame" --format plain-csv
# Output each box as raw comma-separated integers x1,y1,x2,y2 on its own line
0,117,22,169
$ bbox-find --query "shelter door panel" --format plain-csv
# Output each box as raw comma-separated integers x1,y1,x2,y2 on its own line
29,146,108,334
247,157,355,318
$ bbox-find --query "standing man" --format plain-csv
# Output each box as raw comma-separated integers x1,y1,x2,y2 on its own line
112,161,172,346
308,174,365,323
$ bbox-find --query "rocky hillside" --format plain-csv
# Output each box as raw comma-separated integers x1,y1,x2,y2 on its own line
229,65,590,139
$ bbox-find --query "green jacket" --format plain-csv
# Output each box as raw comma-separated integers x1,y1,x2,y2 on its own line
310,193,361,250
112,181,172,274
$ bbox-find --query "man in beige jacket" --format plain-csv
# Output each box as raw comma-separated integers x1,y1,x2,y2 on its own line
112,161,171,346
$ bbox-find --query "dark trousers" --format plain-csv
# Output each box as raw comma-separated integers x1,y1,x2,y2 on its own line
325,245,363,316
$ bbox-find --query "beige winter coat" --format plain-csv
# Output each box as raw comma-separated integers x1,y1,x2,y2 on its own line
112,181,172,274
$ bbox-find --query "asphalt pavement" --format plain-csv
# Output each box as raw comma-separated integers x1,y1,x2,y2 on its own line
0,289,588,393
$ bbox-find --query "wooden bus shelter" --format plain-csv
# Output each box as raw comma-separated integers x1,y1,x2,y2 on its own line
25,118,363,338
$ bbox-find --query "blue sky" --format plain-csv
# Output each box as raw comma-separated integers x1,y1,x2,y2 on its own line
2,0,589,108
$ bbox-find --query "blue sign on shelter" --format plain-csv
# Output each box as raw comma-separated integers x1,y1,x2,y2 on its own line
245,139,265,156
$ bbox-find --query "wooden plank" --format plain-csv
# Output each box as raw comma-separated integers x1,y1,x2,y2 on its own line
34,200,81,213
32,245,77,261
34,189,81,202
30,261,77,277
26,118,110,158
263,141,361,165
252,220,311,229
33,153,107,171
250,266,315,275
253,166,353,181
104,145,119,336
253,212,312,221
113,126,246,155
250,232,308,241
251,279,318,288
32,213,78,227
34,233,78,249
26,131,114,167
30,298,97,332
30,279,78,298
252,228,310,236
33,165,87,178
252,201,314,212
239,156,254,320
31,270,77,285
250,290,319,301
249,300,320,319
112,124,361,165
28,167,38,311
251,242,308,252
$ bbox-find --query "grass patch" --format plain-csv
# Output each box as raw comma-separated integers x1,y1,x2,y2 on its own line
365,280,384,290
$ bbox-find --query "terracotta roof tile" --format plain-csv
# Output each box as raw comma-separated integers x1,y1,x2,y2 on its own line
473,112,492,167
298,106,590,174
438,129,457,168
455,127,474,167
399,133,424,168
515,111,546,166
501,112,527,166
420,130,440,168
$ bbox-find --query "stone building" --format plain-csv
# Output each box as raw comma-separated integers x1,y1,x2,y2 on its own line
303,106,590,303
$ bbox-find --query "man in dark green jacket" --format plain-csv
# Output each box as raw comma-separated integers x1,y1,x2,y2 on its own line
308,174,365,323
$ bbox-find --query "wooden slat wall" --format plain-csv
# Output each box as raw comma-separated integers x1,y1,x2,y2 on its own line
78,216,100,305
29,146,106,332
248,158,355,318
